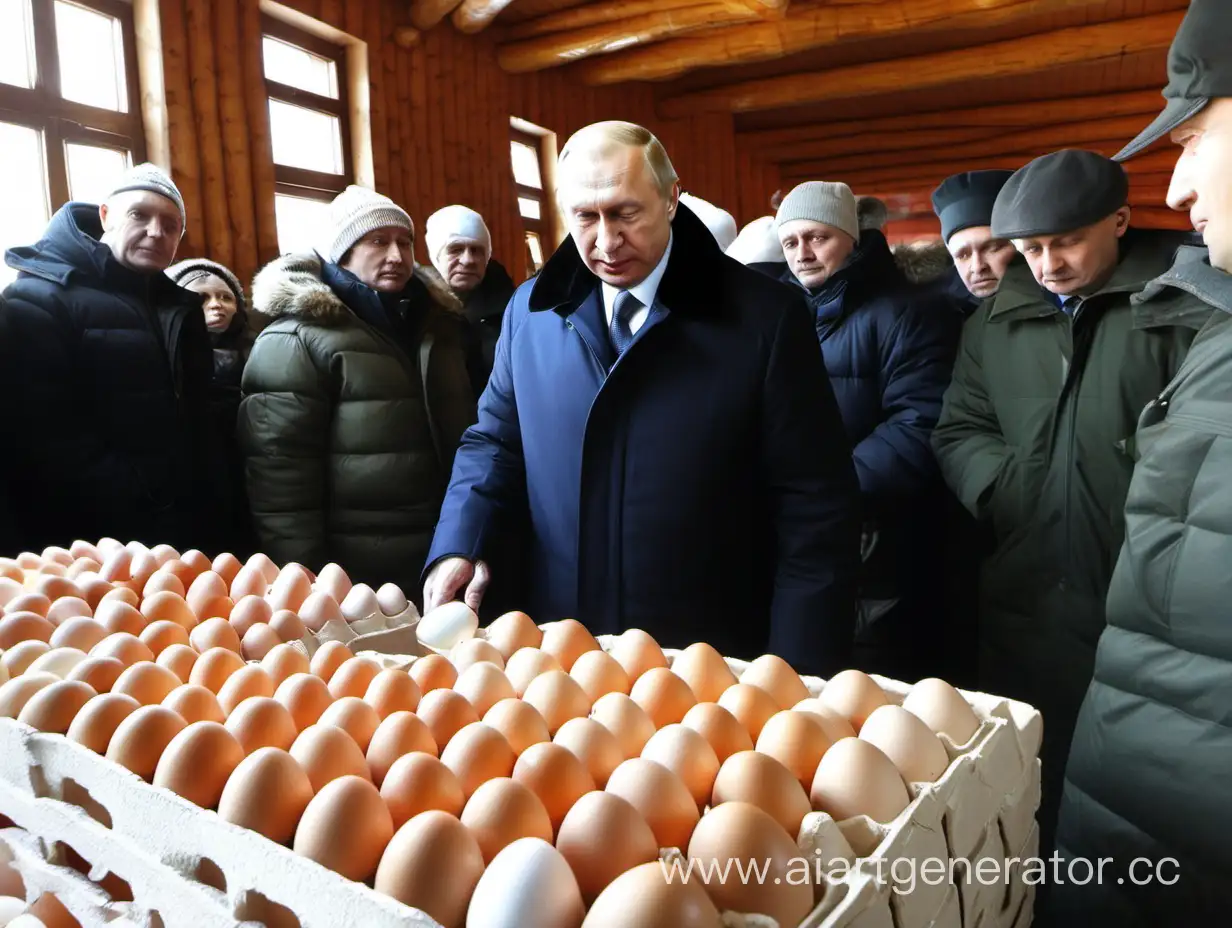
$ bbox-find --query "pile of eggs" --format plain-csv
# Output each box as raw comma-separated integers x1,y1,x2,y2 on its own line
0,541,982,928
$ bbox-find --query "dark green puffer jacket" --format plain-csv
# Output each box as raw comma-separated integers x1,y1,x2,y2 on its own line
1053,247,1231,925
240,254,476,598
930,230,1203,855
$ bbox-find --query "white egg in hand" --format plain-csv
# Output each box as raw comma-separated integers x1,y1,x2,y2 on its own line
417,601,479,651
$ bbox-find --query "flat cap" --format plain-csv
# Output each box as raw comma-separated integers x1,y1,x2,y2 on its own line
931,170,1014,243
991,150,1128,239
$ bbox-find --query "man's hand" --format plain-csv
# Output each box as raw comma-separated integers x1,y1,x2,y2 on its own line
423,557,491,613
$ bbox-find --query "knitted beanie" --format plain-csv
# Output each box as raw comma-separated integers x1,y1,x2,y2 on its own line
425,205,492,266
725,216,785,266
320,185,414,265
774,181,860,243
679,192,738,252
166,257,246,314
110,162,186,235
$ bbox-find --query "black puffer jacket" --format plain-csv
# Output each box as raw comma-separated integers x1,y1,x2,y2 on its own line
460,258,516,397
1,203,229,553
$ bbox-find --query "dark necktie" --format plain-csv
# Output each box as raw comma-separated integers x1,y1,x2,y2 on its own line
610,290,641,355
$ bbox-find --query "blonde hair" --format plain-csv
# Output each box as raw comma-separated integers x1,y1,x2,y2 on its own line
558,121,679,201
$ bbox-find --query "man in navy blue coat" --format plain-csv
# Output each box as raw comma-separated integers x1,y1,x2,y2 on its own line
423,121,860,676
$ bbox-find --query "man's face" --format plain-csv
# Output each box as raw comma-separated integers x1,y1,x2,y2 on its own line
778,220,856,290
1013,210,1129,296
184,273,238,333
341,226,414,293
1168,98,1232,271
439,239,489,294
559,143,676,289
946,226,1015,299
98,191,182,273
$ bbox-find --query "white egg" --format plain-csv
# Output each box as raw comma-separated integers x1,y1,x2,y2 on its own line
465,837,584,928
417,602,479,651
26,648,89,679
376,583,408,616
340,584,381,623
7,915,50,928
0,896,27,923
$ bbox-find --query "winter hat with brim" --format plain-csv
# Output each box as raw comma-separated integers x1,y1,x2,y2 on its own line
167,257,246,314
726,216,785,266
110,162,186,235
991,150,1128,240
679,192,738,252
425,205,492,266
320,185,414,265
1116,0,1227,161
774,182,860,243
932,170,1014,243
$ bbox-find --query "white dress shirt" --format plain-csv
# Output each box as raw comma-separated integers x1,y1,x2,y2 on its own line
600,232,674,337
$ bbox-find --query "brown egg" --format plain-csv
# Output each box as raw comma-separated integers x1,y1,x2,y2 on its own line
156,644,199,682
717,682,780,741
2,640,50,676
583,860,724,928
17,680,96,733
0,576,20,608
0,613,54,648
367,711,438,785
711,750,813,838
680,703,754,764
113,662,182,705
460,776,554,863
66,692,140,753
317,696,381,752
523,670,592,735
326,656,383,699
128,551,159,589
290,724,371,792
163,556,202,589
218,747,313,844
34,580,81,612
154,721,245,808
381,752,465,827
149,544,180,565
364,668,421,718
162,684,226,725
641,724,720,809
212,551,244,585
570,650,631,702
218,666,277,716
590,692,656,758
453,662,515,717
65,557,101,580
740,654,811,710
556,791,659,906
504,647,561,696
67,656,125,693
293,775,393,881
483,610,543,661
186,571,229,618
859,705,950,783
240,624,282,661
308,640,353,683
687,801,814,928
605,757,699,852
94,600,147,636
374,811,485,928
609,628,669,682
262,643,311,686
226,696,299,754
188,647,246,693
106,705,187,779
630,667,696,728
28,892,84,928
553,717,623,788
539,619,600,672
45,596,92,625
512,741,595,834
269,609,307,643
756,710,835,789
142,571,185,599
138,592,197,630
6,593,50,616
901,677,981,746
792,698,859,743
69,540,101,561
189,617,242,655
485,698,550,757
98,547,131,583
416,688,479,749
267,565,313,614
77,576,115,610
820,669,889,732
409,653,458,692
228,567,269,602
670,643,738,703
139,620,191,656
228,595,272,637
440,721,517,799
810,737,910,823
314,563,352,602
297,591,343,632
451,638,505,673
274,673,335,729
99,586,140,609
91,633,155,668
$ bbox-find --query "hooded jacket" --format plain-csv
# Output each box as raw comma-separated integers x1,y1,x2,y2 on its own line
460,257,516,397
239,255,476,596
0,202,227,552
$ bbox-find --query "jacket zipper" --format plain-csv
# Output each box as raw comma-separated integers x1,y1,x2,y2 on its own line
1060,315,1078,590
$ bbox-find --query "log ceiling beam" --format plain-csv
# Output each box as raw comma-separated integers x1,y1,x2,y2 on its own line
659,11,1183,116
410,0,465,30
578,0,1099,85
770,126,1013,164
858,174,1175,204
453,0,521,33
506,0,735,39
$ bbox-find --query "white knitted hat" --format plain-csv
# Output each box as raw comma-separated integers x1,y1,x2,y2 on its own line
110,162,186,234
679,192,738,252
726,216,785,265
774,181,860,243
320,185,414,265
425,205,492,269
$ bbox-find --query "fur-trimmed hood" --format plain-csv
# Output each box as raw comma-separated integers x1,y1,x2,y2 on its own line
252,252,463,325
891,241,955,285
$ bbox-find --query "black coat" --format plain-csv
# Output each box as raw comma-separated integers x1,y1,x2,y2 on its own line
1,203,229,553
427,204,861,676
460,258,516,397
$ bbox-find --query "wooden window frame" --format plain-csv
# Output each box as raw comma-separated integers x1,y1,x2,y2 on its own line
511,126,548,274
261,13,352,204
0,0,145,210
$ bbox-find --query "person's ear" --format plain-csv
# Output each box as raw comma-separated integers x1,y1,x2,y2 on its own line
667,183,681,220
1114,206,1132,238
98,202,110,231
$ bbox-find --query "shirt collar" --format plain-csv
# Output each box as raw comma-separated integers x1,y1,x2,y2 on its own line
603,231,674,310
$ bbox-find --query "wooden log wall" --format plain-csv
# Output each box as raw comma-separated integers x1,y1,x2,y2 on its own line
156,0,780,289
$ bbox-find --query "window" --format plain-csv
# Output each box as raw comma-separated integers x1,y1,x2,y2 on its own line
262,16,352,255
511,127,548,277
0,0,142,285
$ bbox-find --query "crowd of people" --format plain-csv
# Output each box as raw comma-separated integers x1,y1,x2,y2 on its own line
0,1,1227,922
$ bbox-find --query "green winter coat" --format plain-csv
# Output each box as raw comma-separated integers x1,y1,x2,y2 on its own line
240,254,476,598
930,230,1202,853
1054,248,1230,924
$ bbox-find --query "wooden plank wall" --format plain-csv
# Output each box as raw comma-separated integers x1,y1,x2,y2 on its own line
157,0,781,290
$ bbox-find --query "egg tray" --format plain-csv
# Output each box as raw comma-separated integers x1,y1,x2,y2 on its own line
0,718,439,928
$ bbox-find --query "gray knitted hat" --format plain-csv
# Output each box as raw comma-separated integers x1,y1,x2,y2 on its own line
774,182,860,242
320,185,414,265
110,162,186,235
166,257,246,314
